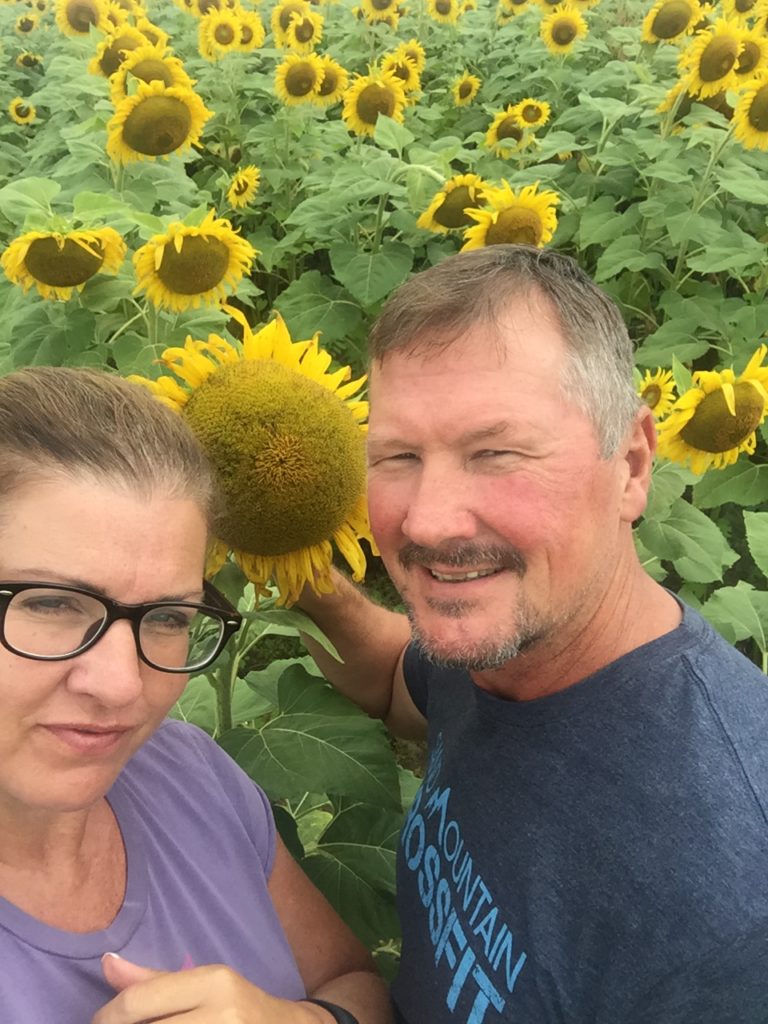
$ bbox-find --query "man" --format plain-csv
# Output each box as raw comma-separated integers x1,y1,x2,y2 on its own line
299,245,768,1023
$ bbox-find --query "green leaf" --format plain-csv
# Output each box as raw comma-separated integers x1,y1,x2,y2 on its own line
671,353,692,393
275,663,367,717
716,161,768,204
373,116,415,155
645,462,696,520
275,270,363,343
244,607,340,660
0,177,61,220
744,511,768,582
701,582,768,654
693,464,768,509
329,241,413,308
636,497,738,583
593,235,665,282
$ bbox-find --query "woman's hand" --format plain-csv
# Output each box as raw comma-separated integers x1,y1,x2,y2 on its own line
92,954,334,1024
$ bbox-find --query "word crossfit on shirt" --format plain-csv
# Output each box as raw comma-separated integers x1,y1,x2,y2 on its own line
400,733,528,1023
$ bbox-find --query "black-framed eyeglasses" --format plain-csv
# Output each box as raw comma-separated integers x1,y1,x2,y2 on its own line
0,580,242,674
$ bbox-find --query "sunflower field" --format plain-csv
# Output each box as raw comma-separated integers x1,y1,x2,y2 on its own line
2,0,768,965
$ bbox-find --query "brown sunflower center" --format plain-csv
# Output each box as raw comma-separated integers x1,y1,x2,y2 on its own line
496,116,522,142
736,0,756,11
121,94,193,156
285,61,318,96
214,21,236,43
13,103,32,118
356,82,396,124
156,235,230,295
372,0,394,10
390,61,412,83
735,39,760,75
748,83,768,131
435,185,482,228
650,0,694,38
128,58,177,88
485,208,543,246
292,17,315,41
233,177,250,195
241,24,253,43
641,384,662,410
65,0,101,31
520,102,541,123
551,17,578,45
458,79,472,98
25,236,104,287
183,361,366,554
279,3,305,30
680,382,765,453
435,0,451,12
99,34,143,77
18,16,34,30
198,0,221,13
699,35,739,82
318,68,339,95
21,54,40,66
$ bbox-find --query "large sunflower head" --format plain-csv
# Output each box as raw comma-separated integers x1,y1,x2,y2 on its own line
55,0,110,34
485,105,528,156
342,69,407,137
656,347,768,473
416,173,488,233
678,18,743,97
88,26,148,78
1,227,125,301
514,96,551,128
540,4,588,53
227,165,261,208
274,52,324,104
109,45,193,103
199,7,242,57
641,0,701,42
314,55,349,106
106,80,212,164
426,0,461,22
130,308,370,606
451,71,480,105
8,97,37,125
282,8,323,52
15,11,39,32
461,180,560,249
638,367,676,418
380,51,421,92
133,209,256,312
734,68,768,149
271,0,311,44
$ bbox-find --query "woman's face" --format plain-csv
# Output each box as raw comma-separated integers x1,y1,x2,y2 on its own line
0,474,209,819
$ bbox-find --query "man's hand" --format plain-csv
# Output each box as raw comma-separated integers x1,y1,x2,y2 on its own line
93,954,334,1024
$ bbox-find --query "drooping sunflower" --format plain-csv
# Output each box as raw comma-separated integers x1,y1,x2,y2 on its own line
514,97,551,128
461,181,560,249
104,0,128,29
133,210,255,312
107,80,212,164
135,16,170,47
540,4,588,53
199,7,242,57
271,0,310,45
451,71,480,105
396,37,426,72
8,97,36,124
417,173,488,233
486,105,528,156
55,0,110,34
282,8,323,53
656,347,768,473
275,53,324,104
381,52,421,92
227,165,260,208
314,55,349,106
427,0,461,23
109,46,193,103
342,69,407,137
15,11,38,31
87,26,148,78
678,19,743,97
641,0,701,42
16,51,44,69
1,227,125,300
734,27,768,80
130,308,371,606
237,8,265,48
638,368,676,418
733,68,768,148
360,0,399,20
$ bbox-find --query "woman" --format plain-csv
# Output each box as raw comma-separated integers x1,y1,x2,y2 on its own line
0,366,391,1024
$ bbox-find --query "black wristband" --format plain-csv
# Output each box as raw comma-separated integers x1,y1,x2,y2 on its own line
301,997,361,1024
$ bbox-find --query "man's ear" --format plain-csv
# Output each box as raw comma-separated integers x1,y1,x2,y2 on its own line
619,405,656,524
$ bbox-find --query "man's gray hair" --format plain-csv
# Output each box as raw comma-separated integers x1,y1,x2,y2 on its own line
368,245,641,457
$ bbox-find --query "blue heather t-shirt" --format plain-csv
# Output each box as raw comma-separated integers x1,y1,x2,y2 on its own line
0,720,305,1023
392,602,768,1024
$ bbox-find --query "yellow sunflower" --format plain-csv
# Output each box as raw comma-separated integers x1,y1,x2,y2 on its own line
227,165,260,208
8,97,36,124
733,68,768,148
417,173,488,233
486,105,529,156
282,8,323,52
514,97,551,128
135,16,170,47
130,308,371,606
361,0,400,19
342,69,407,137
16,51,44,68
426,0,461,23
15,11,38,31
734,27,768,80
641,0,701,42
275,53,323,104
87,26,148,78
396,38,426,72
451,71,481,105
721,0,760,19
314,55,349,106
678,19,743,97
109,46,193,103
656,346,768,473
107,80,212,164
271,0,310,45
1,227,125,300
199,8,242,57
498,0,532,17
55,0,110,34
381,52,420,92
133,210,255,312
461,181,560,249
540,4,588,53
638,368,676,418
237,9,265,48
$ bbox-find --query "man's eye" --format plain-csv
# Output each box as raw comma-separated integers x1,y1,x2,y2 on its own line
475,449,512,458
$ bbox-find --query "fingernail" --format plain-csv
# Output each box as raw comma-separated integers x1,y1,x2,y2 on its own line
103,952,122,961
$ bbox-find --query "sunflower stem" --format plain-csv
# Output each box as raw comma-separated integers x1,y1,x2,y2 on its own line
213,665,234,734
372,192,387,251
762,649,767,676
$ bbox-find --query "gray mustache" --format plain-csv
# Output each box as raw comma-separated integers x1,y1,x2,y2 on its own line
398,543,527,576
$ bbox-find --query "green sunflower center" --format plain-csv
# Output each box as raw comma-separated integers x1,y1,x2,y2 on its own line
183,361,366,554
100,35,143,77
25,236,104,287
157,235,230,294
128,58,177,88
285,62,318,96
214,21,236,43
699,35,739,82
551,17,578,45
650,0,693,38
122,94,192,156
356,82,396,124
748,83,768,131
680,382,765,453
436,185,481,228
65,0,100,31
485,208,543,247
736,39,760,75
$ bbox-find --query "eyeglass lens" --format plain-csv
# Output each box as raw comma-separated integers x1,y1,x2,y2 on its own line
4,587,225,671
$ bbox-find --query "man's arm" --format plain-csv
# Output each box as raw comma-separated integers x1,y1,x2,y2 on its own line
297,571,427,740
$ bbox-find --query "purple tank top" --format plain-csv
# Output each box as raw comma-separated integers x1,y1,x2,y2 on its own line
0,720,306,1022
